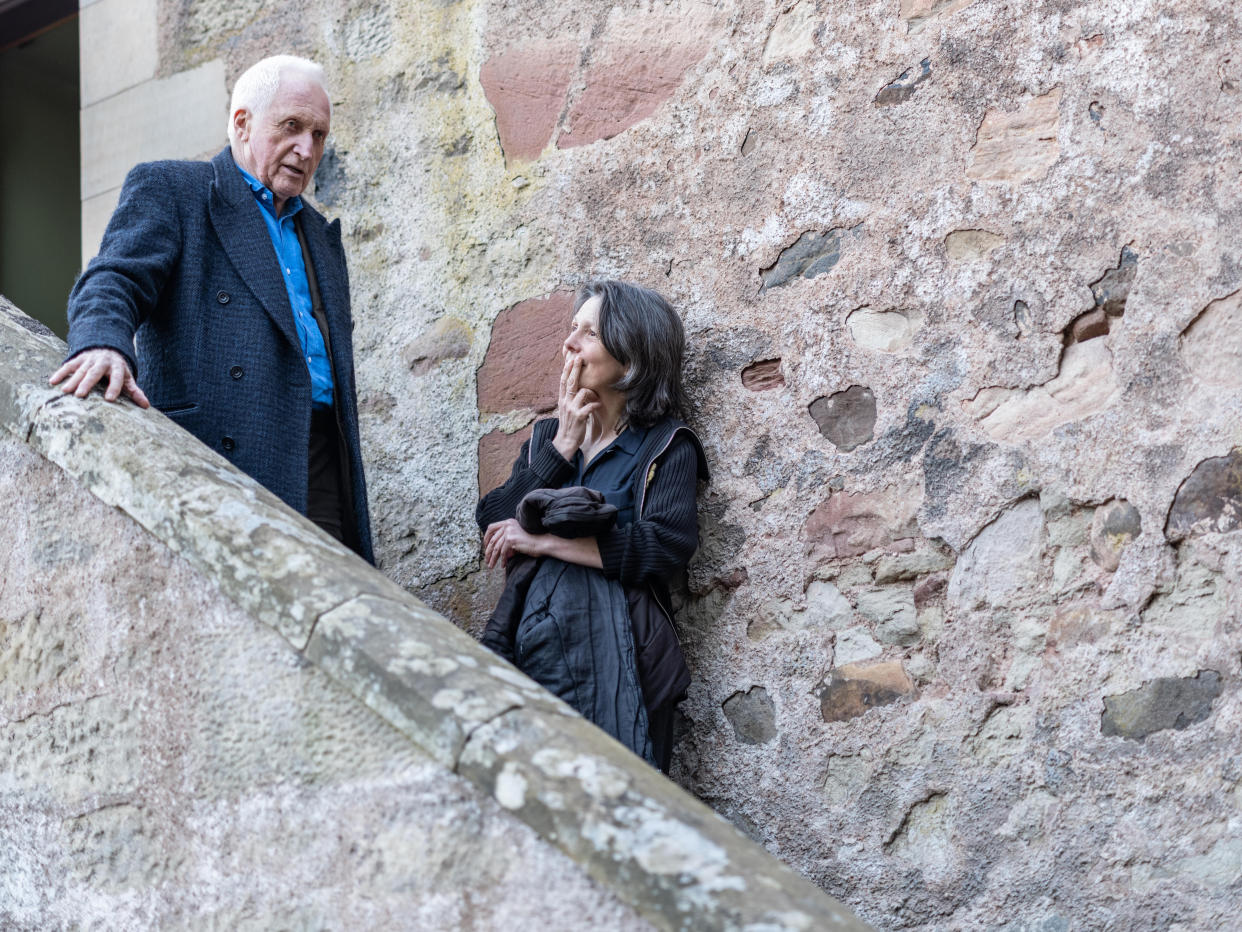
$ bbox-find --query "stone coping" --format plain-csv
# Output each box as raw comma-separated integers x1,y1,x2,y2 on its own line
0,298,870,932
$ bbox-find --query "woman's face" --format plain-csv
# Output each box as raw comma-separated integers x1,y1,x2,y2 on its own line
563,296,626,395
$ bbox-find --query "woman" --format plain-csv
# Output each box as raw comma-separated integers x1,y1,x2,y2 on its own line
477,279,708,772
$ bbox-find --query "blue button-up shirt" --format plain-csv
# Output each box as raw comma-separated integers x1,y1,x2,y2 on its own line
236,164,334,408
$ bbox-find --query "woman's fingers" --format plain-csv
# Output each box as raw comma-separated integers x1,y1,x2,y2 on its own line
558,353,573,401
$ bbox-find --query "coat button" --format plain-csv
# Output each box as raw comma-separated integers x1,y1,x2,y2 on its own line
217,291,230,304
221,436,235,452
229,365,244,380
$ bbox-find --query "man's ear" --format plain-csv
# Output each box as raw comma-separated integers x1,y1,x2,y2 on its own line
231,107,251,142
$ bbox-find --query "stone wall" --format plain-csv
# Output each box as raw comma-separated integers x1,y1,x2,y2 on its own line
0,300,864,929
79,0,1242,928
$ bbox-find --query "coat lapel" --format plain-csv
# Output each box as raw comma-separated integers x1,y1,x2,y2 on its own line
296,208,352,376
207,148,301,352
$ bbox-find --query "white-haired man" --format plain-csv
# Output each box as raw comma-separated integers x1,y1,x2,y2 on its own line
51,55,373,561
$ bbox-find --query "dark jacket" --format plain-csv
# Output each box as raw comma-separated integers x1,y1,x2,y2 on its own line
485,487,654,763
478,417,708,715
66,148,373,562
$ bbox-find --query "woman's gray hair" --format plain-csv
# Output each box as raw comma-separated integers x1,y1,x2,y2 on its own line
227,55,330,142
576,280,691,429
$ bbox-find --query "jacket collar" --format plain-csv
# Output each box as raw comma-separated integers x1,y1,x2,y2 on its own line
208,147,301,351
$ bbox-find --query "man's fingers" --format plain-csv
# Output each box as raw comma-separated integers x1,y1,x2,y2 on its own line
103,359,124,401
126,376,151,409
48,359,80,386
74,361,107,398
62,363,96,396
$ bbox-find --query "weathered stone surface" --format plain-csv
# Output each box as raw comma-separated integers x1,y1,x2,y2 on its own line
1180,289,1242,387
857,587,920,646
833,626,883,666
479,41,578,162
809,385,876,452
948,499,1044,611
873,547,954,584
478,425,532,498
306,593,561,766
477,292,573,415
847,307,920,352
885,793,953,873
722,686,778,745
1090,245,1138,317
1089,499,1141,571
1101,671,1222,740
761,229,848,291
747,599,792,641
763,0,819,66
404,316,472,376
457,706,865,930
900,0,977,34
559,21,709,149
802,579,854,629
815,662,915,723
804,483,922,562
1141,547,1225,641
967,88,1062,183
964,339,1119,442
1173,837,1242,889
874,59,931,107
1166,450,1242,541
740,358,784,391
1067,307,1109,344
945,228,1005,262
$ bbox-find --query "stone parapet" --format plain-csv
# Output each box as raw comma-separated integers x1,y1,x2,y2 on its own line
0,296,867,931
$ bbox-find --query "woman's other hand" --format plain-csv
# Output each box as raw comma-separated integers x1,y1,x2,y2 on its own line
552,355,601,461
483,518,543,569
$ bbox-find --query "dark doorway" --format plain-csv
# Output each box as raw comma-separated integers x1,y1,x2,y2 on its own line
0,0,80,338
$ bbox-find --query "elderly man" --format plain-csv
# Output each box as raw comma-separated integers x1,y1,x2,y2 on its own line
51,55,373,562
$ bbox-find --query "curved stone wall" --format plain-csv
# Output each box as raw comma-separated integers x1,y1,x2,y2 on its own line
69,0,1242,927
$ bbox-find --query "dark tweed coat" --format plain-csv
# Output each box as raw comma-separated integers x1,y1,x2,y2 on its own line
67,147,374,562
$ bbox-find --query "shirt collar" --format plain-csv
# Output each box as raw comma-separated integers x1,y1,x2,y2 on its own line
612,422,647,456
235,162,302,218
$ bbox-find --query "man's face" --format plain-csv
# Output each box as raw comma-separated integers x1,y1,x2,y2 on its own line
232,76,330,212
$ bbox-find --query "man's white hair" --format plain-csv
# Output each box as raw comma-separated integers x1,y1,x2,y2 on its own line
227,55,330,142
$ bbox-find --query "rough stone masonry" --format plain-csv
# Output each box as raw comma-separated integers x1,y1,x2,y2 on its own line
75,0,1242,927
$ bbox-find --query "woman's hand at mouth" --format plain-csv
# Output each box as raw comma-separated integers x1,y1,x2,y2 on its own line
553,354,601,461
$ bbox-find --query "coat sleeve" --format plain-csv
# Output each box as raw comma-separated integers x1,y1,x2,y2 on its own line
596,434,700,588
476,422,576,530
66,162,183,376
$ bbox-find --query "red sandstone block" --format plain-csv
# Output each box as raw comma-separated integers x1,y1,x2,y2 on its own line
477,291,574,416
479,42,578,162
478,425,534,499
558,41,706,149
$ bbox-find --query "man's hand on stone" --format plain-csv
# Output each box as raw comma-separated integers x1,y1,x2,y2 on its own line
49,348,151,408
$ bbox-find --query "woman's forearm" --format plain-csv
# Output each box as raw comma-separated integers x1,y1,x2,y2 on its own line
538,533,603,569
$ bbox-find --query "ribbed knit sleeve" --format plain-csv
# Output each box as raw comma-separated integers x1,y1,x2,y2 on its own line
596,434,700,588
476,423,576,530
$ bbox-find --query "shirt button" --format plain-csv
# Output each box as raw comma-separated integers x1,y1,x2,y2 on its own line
229,365,244,380
221,436,235,452
217,291,230,304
